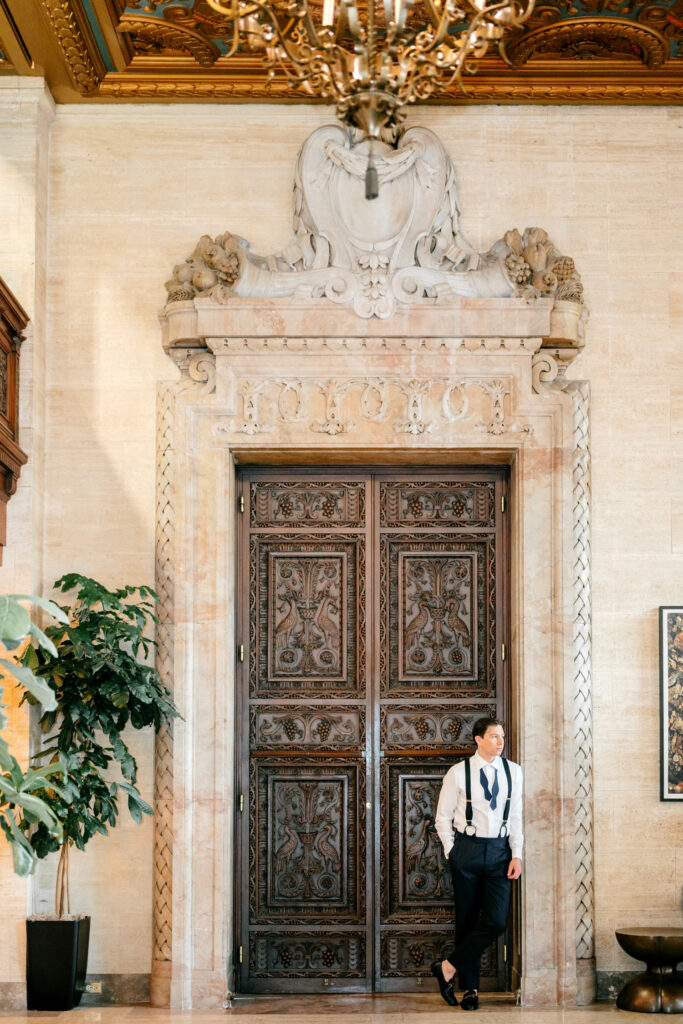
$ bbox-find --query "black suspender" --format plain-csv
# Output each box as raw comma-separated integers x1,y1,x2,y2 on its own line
500,757,512,837
464,755,475,835
463,757,512,838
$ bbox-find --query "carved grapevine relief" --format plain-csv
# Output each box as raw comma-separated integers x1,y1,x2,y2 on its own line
381,933,496,977
251,933,365,976
381,704,493,748
251,706,363,748
381,481,495,528
251,481,365,527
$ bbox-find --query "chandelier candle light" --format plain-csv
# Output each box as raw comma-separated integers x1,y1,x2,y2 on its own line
206,0,535,197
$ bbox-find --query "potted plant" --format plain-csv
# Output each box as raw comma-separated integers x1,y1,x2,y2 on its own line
0,594,68,875
19,573,179,1010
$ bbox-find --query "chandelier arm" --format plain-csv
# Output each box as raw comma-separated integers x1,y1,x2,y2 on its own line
222,16,244,59
366,0,377,81
206,0,260,19
332,4,349,43
395,0,414,33
342,0,363,43
268,36,353,96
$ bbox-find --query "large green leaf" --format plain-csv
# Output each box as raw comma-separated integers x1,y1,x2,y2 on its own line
27,621,58,659
0,659,56,708
0,733,13,771
4,815,37,876
0,659,57,711
4,786,61,832
11,595,69,626
0,596,30,648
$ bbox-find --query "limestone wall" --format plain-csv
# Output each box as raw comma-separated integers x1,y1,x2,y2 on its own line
0,78,53,1005
0,91,681,1002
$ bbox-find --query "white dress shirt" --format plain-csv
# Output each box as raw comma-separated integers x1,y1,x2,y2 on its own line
435,752,524,860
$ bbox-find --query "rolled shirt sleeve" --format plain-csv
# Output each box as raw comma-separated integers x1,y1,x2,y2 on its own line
508,761,523,860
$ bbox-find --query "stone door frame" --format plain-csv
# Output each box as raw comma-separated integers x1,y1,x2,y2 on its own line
150,298,594,1008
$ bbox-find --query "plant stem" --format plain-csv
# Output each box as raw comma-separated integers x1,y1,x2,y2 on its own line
55,842,70,916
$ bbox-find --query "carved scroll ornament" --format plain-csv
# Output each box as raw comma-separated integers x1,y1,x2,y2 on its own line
164,125,584,324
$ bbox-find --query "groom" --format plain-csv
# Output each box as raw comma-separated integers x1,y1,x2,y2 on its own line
431,717,523,1011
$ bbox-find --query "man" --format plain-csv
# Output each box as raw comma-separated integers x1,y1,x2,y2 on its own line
431,716,523,1011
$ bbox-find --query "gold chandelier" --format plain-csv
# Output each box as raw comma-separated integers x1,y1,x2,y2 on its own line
207,0,534,194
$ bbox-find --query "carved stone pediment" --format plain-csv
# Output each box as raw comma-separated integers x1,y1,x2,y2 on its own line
163,125,586,349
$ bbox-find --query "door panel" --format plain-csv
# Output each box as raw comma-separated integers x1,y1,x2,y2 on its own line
376,474,505,990
240,475,372,992
237,468,508,993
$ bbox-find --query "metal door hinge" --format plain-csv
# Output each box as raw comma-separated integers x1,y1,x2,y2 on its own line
503,944,508,963
239,946,243,964
501,494,506,513
501,643,506,662
239,793,244,813
238,644,244,662
239,495,245,513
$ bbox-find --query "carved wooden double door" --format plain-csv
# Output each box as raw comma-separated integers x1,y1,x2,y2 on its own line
235,467,509,993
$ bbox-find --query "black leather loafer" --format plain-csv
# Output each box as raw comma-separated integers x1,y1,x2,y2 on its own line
430,961,458,1006
461,989,479,1011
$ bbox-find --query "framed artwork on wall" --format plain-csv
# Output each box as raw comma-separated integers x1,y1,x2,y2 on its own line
660,606,683,801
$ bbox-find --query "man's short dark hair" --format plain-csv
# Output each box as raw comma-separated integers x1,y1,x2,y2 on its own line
472,716,503,741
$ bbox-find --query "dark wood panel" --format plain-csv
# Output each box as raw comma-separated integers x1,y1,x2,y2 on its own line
236,468,509,994
251,760,364,923
375,473,507,990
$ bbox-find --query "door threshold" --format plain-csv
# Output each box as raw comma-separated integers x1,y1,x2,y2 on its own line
228,991,516,1013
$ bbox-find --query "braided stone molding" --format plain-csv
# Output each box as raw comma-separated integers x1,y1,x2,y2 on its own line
153,381,177,964
567,379,595,964
532,358,595,967
152,359,218,972
37,0,101,94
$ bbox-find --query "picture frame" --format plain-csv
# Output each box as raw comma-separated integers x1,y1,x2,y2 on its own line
659,606,683,801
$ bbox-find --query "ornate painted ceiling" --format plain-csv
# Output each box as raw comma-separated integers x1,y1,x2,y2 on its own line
1,0,682,103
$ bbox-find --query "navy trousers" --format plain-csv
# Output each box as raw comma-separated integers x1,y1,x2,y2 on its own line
444,832,512,991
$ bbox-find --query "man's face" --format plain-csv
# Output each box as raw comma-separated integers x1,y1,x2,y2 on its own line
475,724,505,761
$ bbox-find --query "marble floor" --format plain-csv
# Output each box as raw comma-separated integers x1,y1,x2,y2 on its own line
0,998,640,1024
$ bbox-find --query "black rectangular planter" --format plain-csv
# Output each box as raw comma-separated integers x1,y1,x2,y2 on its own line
26,916,91,1010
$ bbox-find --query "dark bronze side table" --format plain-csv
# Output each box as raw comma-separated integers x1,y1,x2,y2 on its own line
615,928,683,1013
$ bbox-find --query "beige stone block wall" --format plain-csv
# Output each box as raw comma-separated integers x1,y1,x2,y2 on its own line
1,97,682,994
0,78,53,996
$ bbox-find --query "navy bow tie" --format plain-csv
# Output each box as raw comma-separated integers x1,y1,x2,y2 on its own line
480,766,499,810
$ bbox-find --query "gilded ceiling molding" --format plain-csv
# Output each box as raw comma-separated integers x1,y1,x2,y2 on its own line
37,0,101,93
505,17,669,68
118,15,222,67
96,76,295,98
95,74,683,102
